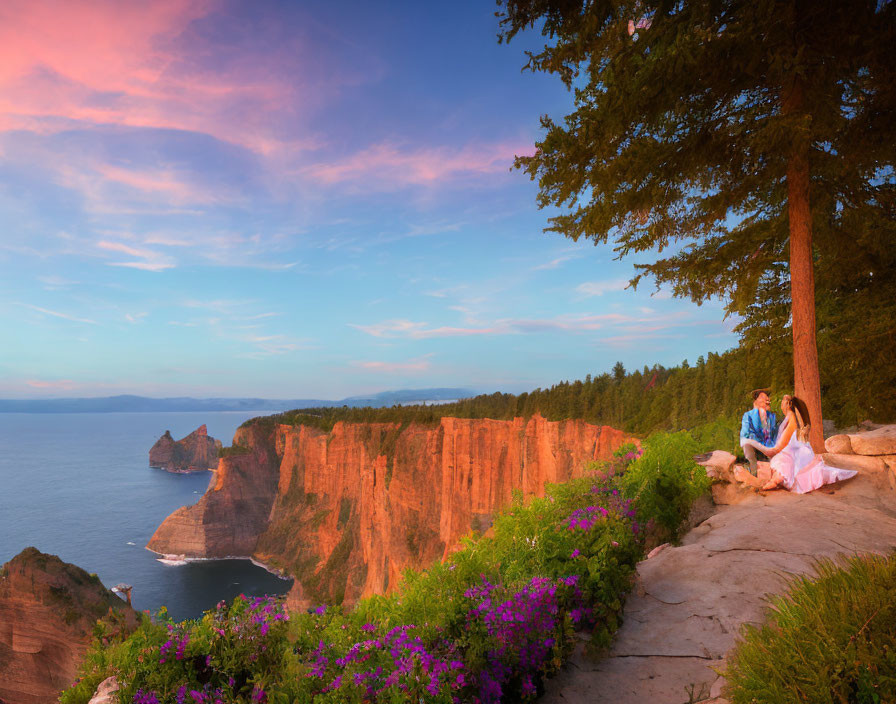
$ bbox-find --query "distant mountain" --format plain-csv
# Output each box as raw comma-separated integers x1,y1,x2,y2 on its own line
340,388,476,406
0,389,476,413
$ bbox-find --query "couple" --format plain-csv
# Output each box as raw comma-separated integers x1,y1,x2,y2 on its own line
740,389,857,493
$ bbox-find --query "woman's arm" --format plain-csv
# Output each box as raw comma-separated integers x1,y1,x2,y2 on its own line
766,413,796,456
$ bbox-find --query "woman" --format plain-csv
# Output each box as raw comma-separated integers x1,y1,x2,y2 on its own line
746,395,858,493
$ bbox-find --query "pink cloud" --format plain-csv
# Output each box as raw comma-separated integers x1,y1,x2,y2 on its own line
95,164,221,204
305,141,532,188
349,312,702,340
0,0,317,154
353,355,434,374
96,240,176,271
26,378,78,390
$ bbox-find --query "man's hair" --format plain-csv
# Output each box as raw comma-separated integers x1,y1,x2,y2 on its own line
751,388,770,401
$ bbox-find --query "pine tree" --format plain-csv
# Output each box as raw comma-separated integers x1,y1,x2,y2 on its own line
498,0,896,450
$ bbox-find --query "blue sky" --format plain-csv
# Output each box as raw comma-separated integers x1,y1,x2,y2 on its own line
0,0,737,399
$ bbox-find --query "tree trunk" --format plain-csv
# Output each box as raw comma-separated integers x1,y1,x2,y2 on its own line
783,78,825,453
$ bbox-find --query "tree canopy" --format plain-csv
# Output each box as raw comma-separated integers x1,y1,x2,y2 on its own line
497,0,896,448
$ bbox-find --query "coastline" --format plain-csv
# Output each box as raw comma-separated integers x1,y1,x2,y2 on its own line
145,548,293,581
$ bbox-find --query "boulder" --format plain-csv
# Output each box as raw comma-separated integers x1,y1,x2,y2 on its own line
822,453,888,474
848,425,896,456
88,677,119,704
695,451,737,482
824,434,854,455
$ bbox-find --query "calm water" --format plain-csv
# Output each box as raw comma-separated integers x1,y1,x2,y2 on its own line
0,412,292,620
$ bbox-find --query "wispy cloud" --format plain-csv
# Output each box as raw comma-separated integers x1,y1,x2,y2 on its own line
26,378,78,390
304,141,531,189
575,278,631,297
352,354,434,374
532,253,582,271
125,312,148,323
38,275,80,289
96,240,175,271
0,0,326,155
18,303,98,325
349,319,429,338
236,333,314,358
349,311,702,340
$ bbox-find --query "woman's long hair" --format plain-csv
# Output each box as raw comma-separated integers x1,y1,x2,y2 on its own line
790,396,812,443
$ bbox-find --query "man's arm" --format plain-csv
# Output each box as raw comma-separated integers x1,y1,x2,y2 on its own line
740,410,753,439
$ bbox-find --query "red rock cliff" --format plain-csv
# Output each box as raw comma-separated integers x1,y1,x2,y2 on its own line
147,415,637,607
149,424,221,473
0,548,137,704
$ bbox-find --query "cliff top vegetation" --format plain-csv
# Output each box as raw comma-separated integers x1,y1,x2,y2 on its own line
243,341,894,440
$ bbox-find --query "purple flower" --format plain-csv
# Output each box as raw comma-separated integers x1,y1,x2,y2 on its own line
133,690,160,704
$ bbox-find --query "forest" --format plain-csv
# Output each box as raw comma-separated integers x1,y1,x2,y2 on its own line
248,336,893,437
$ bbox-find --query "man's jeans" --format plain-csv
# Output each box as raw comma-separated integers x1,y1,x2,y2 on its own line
743,444,769,476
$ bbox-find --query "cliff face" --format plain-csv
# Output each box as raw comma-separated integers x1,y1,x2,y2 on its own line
148,415,637,607
149,424,221,472
0,548,137,704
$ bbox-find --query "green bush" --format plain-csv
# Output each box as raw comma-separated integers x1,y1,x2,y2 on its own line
686,417,741,456
618,431,711,542
724,553,896,703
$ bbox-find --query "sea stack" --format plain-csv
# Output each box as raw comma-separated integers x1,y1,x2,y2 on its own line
0,547,138,704
149,424,222,473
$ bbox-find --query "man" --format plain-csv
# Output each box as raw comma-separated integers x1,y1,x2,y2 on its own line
740,389,778,476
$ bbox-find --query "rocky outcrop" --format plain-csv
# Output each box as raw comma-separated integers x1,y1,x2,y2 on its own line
147,423,280,558
149,424,221,472
0,548,138,704
148,415,637,607
544,442,896,704
824,423,896,491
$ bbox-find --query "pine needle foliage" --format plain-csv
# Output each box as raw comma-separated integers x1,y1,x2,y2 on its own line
495,0,896,437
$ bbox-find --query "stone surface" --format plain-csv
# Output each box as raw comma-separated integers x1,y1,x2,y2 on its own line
543,462,896,704
148,415,637,608
0,549,137,704
149,424,221,472
824,434,854,454
848,424,896,456
695,451,737,481
87,677,119,704
822,452,888,474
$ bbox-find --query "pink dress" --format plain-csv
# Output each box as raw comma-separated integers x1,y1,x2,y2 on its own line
770,417,858,494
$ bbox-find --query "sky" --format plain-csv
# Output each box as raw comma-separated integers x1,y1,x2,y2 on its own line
0,0,739,400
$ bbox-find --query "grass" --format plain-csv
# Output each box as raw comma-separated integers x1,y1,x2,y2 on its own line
724,553,896,704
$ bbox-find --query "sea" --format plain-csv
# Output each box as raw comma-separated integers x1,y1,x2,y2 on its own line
0,411,293,621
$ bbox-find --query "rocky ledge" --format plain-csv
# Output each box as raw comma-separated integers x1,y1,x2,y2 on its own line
542,424,896,704
149,424,222,473
0,548,138,704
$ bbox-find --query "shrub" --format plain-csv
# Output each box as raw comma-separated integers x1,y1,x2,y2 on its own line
618,431,710,542
724,553,896,704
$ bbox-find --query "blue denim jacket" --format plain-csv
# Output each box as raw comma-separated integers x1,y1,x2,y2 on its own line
740,408,778,445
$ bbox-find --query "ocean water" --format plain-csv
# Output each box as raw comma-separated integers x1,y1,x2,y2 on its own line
0,412,293,620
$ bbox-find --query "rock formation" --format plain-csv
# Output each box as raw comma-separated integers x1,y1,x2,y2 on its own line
149,424,221,472
824,424,896,490
0,548,138,704
148,415,637,607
